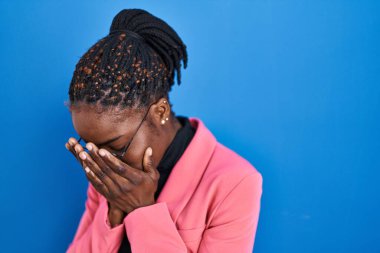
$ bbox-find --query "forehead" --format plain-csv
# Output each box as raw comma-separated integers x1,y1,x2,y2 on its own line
70,104,139,143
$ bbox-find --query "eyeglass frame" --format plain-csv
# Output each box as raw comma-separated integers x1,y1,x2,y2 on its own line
77,100,157,160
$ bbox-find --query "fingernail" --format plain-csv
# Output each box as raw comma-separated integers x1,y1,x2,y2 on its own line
69,138,75,145
65,143,70,150
147,147,153,156
99,149,106,157
84,167,90,173
86,143,92,151
79,152,86,160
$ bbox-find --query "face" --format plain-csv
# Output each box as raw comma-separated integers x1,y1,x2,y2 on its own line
71,103,156,170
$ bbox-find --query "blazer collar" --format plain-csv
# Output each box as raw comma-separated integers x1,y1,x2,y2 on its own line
156,117,217,221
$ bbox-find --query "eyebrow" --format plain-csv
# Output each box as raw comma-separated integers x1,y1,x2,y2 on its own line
81,135,123,147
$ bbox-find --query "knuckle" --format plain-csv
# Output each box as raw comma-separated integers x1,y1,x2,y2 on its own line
117,166,126,174
135,173,143,183
97,170,106,180
148,156,155,166
146,157,154,167
131,174,143,185
120,183,131,192
102,165,111,175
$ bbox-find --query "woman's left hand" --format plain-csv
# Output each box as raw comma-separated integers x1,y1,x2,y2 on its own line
67,138,160,214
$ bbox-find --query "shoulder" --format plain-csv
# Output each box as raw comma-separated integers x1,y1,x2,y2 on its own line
189,116,263,193
207,141,262,185
199,141,263,226
199,140,263,212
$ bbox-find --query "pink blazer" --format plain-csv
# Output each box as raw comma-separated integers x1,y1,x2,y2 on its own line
67,117,263,253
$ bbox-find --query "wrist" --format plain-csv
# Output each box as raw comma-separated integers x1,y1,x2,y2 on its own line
107,202,126,227
107,211,125,228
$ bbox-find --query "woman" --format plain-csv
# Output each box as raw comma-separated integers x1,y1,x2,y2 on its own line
64,8,263,253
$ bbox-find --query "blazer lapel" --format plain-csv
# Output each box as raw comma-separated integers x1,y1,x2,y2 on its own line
156,117,217,222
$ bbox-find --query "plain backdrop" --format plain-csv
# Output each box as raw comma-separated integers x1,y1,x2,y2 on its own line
0,0,379,252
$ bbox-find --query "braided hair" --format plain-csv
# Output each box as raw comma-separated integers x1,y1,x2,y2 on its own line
65,8,188,115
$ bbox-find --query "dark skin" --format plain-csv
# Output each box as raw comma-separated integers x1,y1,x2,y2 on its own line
65,97,182,227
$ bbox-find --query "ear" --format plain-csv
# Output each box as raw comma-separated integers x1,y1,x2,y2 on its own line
151,97,171,126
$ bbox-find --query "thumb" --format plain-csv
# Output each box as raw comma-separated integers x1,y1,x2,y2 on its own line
143,147,155,175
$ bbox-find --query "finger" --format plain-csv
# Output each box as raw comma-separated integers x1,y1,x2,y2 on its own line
67,138,82,158
78,150,120,196
74,142,88,166
73,142,84,154
66,141,84,166
65,142,77,158
85,142,128,186
68,137,79,149
66,138,78,158
143,147,159,179
83,165,110,197
98,148,142,184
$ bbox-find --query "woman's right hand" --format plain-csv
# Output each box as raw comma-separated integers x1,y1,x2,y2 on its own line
65,138,85,167
65,138,126,227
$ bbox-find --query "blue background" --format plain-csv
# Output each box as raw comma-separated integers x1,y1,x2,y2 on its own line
0,0,379,252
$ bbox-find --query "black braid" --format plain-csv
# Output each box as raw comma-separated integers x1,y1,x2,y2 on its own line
65,8,188,113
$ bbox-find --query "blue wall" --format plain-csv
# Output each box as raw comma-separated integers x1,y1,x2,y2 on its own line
0,1,379,252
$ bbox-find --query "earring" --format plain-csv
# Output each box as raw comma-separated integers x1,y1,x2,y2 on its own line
165,117,169,121
161,119,165,125
163,100,167,104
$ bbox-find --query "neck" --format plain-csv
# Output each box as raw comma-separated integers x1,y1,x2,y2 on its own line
165,114,182,146
153,114,182,167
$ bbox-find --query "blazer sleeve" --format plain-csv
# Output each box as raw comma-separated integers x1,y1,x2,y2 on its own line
198,172,263,252
66,182,125,253
122,172,263,253
123,201,188,252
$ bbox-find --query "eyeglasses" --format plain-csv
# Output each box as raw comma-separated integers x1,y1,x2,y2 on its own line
78,101,155,160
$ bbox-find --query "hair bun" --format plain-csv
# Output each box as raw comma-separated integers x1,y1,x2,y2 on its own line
109,9,148,35
108,8,188,85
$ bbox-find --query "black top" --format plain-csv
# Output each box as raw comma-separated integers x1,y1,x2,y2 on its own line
117,115,196,253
